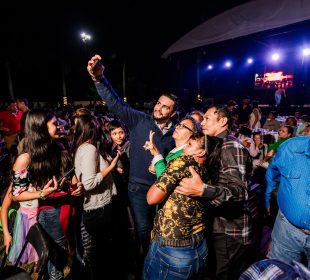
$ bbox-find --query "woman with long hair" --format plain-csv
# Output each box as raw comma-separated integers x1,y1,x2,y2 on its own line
10,109,82,279
73,113,119,280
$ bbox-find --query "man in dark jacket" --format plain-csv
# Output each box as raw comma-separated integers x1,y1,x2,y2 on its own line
87,54,177,258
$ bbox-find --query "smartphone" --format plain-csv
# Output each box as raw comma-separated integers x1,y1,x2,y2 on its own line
57,167,75,185
90,59,101,73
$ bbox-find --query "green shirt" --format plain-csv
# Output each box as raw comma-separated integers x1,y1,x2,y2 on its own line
154,148,184,178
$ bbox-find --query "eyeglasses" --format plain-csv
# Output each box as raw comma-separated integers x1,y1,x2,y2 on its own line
176,123,194,133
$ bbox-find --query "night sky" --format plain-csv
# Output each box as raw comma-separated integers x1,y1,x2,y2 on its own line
1,1,309,107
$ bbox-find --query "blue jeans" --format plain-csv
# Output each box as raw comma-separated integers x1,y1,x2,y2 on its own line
38,207,67,280
269,210,310,270
275,94,282,106
128,182,156,254
143,239,208,280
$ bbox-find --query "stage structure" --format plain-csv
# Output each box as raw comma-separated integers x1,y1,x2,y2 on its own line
161,0,310,105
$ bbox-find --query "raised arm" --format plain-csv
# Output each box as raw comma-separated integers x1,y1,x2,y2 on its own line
143,130,167,177
87,55,146,130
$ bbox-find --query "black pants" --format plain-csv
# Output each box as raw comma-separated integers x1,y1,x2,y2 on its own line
83,203,113,280
213,233,250,280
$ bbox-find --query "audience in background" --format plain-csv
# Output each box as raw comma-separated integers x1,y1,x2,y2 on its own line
0,100,23,151
263,111,280,131
249,101,262,129
189,110,204,123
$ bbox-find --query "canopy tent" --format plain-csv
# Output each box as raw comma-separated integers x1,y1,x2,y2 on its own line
161,0,310,58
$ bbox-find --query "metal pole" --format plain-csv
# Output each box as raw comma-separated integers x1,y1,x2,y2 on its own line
196,52,201,94
6,59,14,100
123,61,126,98
62,63,67,105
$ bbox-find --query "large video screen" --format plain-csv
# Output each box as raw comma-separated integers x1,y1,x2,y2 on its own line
254,71,294,90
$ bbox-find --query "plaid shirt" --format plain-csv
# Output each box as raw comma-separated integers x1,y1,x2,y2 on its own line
203,130,252,244
240,259,310,280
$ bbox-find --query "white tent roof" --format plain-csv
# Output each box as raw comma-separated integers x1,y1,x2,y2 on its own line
161,0,310,58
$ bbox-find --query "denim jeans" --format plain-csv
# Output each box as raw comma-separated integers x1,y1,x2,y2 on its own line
38,207,67,280
128,182,156,254
275,94,282,106
143,239,208,280
269,210,310,270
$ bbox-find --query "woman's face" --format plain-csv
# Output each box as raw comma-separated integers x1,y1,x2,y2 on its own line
173,119,194,143
253,134,262,145
110,127,126,145
278,126,291,139
47,116,60,139
304,126,310,136
183,137,204,157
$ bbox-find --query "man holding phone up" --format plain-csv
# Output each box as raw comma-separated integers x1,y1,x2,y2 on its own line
87,55,177,261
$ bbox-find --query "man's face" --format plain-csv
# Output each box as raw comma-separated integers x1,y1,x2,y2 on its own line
201,107,225,136
8,102,17,113
16,100,23,110
153,95,175,121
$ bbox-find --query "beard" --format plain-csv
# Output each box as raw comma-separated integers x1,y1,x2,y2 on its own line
153,112,170,122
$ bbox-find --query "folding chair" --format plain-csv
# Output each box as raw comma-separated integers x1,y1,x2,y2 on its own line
14,223,51,280
0,208,17,270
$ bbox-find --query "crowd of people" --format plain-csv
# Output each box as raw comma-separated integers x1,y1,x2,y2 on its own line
0,54,309,280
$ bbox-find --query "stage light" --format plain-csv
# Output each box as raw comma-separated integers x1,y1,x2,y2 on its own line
271,53,280,61
207,64,213,70
81,32,91,42
247,58,253,64
224,61,232,68
302,48,310,56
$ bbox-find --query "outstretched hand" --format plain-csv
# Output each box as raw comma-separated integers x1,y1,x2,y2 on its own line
87,54,105,80
174,166,204,197
143,131,160,156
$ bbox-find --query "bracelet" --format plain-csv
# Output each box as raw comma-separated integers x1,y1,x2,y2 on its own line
39,190,47,200
91,75,103,82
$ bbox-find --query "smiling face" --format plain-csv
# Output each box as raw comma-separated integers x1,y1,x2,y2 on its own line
278,126,291,139
253,134,262,145
173,119,194,144
47,116,60,139
110,127,126,146
153,95,176,122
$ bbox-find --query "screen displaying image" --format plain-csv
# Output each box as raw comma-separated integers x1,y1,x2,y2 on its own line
255,71,294,89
